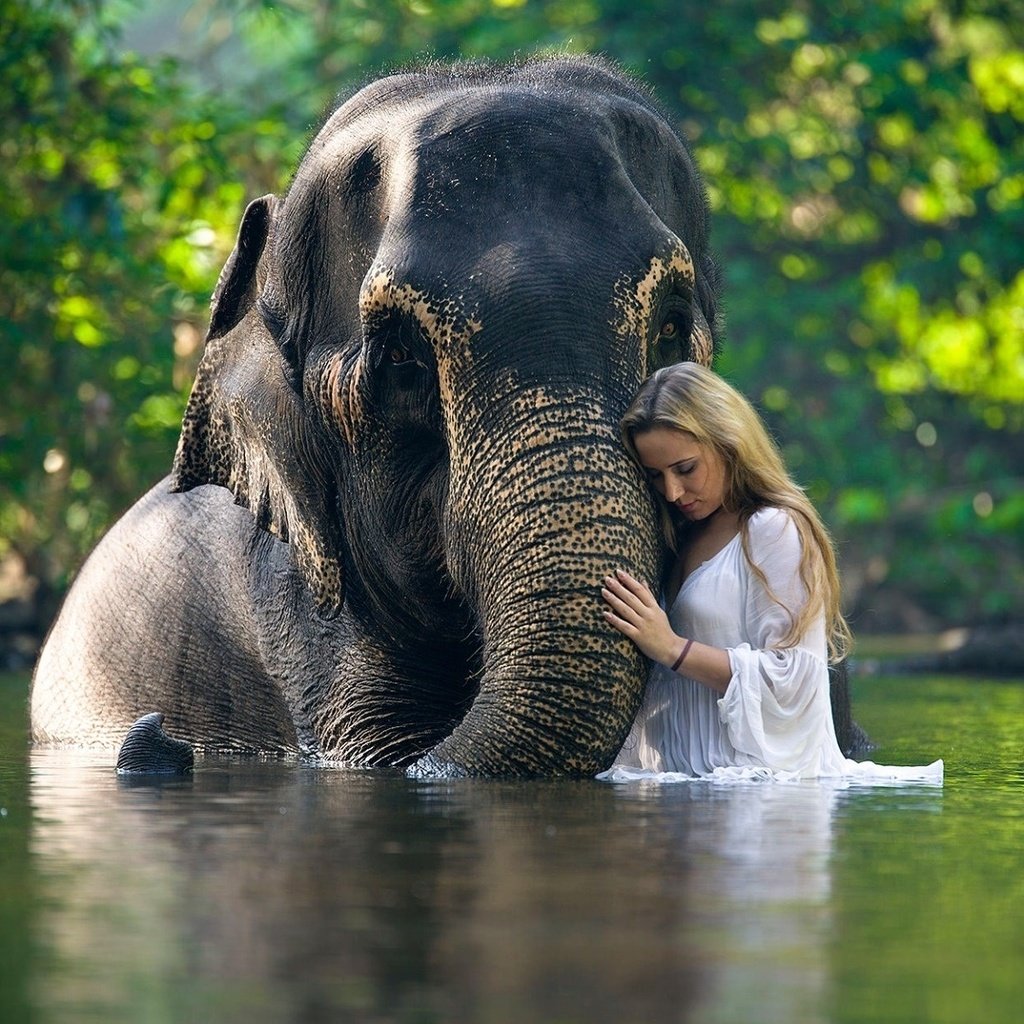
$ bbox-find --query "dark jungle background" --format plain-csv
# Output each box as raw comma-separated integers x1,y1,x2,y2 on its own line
2,0,1021,666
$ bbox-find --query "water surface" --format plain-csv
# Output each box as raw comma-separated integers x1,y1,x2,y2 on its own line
2,673,1022,1023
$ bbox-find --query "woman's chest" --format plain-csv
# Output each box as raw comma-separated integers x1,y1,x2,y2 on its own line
669,549,748,642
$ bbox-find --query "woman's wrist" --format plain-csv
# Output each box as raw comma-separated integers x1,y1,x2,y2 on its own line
669,638,694,673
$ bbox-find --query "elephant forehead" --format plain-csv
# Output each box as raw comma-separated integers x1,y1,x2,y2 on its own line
410,94,614,183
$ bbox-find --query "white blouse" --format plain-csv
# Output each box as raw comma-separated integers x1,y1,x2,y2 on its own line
601,507,943,784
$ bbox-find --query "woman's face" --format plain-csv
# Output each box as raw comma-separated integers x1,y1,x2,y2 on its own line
633,428,728,522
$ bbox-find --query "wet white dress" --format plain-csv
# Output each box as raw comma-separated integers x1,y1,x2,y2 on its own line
601,507,943,784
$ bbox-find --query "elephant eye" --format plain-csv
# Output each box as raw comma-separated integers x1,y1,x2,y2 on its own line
655,307,693,345
658,315,690,341
388,345,413,365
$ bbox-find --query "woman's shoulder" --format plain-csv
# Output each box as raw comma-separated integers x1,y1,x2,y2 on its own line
745,506,802,563
747,505,798,537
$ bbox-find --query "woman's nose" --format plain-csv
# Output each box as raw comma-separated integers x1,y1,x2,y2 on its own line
664,476,685,502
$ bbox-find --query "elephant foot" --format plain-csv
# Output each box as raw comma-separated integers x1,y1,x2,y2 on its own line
116,712,194,774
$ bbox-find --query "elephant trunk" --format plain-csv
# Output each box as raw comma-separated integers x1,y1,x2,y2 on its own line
414,386,660,777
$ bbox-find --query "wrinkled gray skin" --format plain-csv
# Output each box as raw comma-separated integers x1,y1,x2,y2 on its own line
31,58,860,775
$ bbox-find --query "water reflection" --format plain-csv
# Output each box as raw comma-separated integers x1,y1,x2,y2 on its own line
28,750,942,1023
605,781,840,1024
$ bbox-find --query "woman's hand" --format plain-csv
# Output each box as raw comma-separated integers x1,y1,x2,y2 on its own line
601,570,684,668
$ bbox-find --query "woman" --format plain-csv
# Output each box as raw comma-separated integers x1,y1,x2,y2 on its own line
600,362,941,783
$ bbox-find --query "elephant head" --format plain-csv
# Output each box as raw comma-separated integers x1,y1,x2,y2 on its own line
170,57,720,776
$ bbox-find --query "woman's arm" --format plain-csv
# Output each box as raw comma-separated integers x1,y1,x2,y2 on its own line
601,570,733,693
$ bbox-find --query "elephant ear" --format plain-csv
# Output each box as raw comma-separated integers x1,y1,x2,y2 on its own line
170,195,345,616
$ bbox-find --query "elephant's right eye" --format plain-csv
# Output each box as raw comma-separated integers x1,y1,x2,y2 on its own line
388,345,414,365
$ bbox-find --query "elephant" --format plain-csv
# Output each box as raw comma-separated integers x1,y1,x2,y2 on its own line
30,56,861,775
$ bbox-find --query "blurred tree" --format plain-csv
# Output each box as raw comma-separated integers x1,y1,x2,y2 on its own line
0,0,291,593
2,0,1021,630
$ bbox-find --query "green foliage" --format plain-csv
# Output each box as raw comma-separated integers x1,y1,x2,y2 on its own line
661,0,1024,627
2,0,1021,628
0,0,287,586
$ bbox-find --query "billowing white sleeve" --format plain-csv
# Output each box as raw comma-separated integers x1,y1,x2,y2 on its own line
716,509,838,775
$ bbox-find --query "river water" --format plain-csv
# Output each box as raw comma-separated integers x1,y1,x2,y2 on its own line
1,672,1022,1023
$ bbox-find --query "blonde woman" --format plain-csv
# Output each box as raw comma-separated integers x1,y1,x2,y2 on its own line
601,362,941,782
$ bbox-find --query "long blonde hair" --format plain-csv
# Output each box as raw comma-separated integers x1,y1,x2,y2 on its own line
621,362,852,662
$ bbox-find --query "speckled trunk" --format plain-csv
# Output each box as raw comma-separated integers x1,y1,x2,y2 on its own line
415,386,660,776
